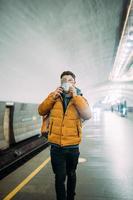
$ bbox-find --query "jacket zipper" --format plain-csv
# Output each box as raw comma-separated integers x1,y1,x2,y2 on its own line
59,97,73,146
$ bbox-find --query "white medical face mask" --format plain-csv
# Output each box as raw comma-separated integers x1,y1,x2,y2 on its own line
61,82,72,93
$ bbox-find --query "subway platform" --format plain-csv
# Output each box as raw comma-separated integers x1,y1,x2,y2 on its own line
0,111,133,200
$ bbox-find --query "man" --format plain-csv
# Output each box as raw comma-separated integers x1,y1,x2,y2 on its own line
38,71,91,200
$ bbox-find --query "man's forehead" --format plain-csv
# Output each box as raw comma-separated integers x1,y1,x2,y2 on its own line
61,75,74,80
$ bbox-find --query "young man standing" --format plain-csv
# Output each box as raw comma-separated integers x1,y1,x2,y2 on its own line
38,71,91,200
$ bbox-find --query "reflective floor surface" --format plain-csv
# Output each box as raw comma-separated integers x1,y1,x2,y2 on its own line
1,111,133,200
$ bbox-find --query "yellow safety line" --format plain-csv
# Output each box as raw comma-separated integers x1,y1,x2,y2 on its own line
3,157,50,200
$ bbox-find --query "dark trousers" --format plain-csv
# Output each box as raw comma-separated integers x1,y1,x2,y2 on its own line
50,146,80,200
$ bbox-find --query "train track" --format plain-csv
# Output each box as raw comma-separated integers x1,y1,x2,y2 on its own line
0,135,49,179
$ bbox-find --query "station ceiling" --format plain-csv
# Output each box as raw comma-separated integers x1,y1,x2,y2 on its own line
0,0,131,104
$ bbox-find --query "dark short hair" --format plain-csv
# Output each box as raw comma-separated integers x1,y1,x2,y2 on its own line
60,71,76,80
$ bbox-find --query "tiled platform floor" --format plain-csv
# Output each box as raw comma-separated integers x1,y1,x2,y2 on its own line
1,111,133,200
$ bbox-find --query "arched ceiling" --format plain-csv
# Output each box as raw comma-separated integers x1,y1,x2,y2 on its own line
0,0,131,104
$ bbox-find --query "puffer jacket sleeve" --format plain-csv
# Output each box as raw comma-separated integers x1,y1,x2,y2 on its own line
38,92,56,116
72,95,92,120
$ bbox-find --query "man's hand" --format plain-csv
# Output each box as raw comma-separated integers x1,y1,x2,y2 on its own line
69,86,77,97
53,87,63,100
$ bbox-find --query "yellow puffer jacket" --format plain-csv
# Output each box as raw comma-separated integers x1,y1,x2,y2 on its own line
38,92,91,147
